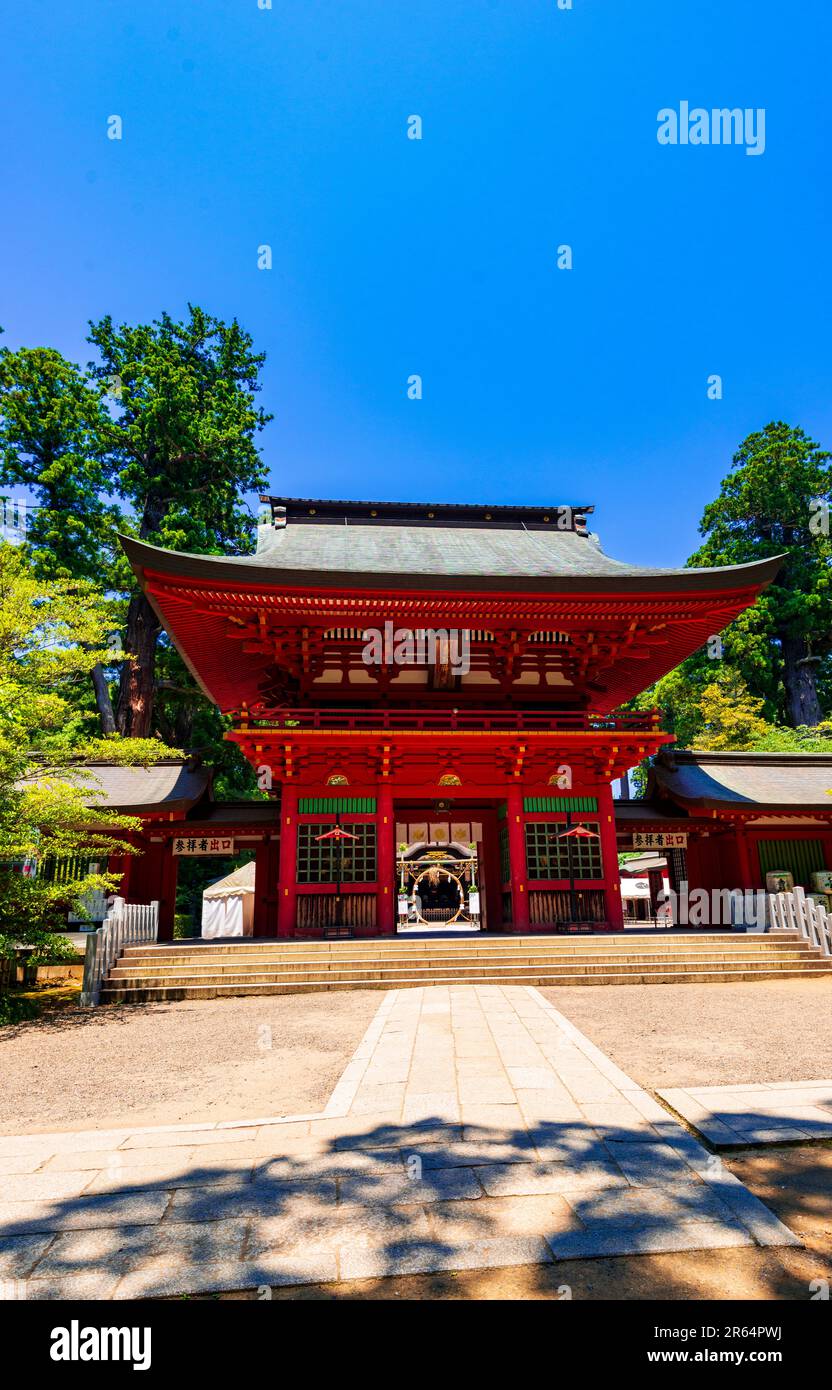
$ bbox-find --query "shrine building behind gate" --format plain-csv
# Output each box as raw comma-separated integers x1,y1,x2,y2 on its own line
121,497,782,940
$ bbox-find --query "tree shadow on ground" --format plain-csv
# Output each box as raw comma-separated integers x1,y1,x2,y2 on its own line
3,1116,829,1300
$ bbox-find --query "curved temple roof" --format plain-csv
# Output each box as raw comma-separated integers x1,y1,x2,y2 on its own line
120,498,783,716
121,520,782,597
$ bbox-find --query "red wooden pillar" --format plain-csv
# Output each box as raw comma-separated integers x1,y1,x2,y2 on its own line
735,821,753,890
130,838,170,936
481,811,502,931
157,842,178,942
253,835,280,938
506,786,530,932
108,842,134,900
598,783,624,932
277,785,299,937
685,835,702,894
377,784,395,935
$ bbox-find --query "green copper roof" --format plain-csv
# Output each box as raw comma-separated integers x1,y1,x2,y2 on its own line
121,495,784,594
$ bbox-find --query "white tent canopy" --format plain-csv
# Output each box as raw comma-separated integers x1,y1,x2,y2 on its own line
201,860,256,939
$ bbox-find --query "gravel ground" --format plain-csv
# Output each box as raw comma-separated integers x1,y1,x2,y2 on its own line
541,977,832,1089
0,992,382,1135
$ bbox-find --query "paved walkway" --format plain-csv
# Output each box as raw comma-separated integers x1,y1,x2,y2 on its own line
659,1081,832,1147
0,986,799,1299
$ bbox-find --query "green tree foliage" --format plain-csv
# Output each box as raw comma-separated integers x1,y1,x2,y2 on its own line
688,422,832,727
690,675,772,751
0,344,122,584
0,542,168,969
0,343,128,734
634,666,832,757
0,308,271,772
87,306,271,737
747,720,832,752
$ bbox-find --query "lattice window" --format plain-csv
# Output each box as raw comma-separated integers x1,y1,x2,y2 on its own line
296,823,377,883
667,847,687,894
524,821,603,880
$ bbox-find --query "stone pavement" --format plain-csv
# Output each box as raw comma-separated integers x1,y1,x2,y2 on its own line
0,986,800,1299
659,1081,832,1147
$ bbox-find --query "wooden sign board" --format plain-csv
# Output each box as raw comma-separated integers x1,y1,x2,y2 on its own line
632,832,687,850
173,836,235,856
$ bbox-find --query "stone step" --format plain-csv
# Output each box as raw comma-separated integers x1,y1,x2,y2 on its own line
105,954,829,986
124,929,798,949
107,948,818,981
115,950,815,973
121,935,809,965
106,929,829,1003
100,964,832,1002
107,965,827,990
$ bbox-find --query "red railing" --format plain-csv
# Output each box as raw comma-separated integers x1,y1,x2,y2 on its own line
238,707,663,734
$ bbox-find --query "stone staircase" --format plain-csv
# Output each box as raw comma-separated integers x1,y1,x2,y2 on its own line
99,931,832,1003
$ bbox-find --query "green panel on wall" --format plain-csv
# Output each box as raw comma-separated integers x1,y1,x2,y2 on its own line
523,796,599,814
757,838,825,888
298,797,376,814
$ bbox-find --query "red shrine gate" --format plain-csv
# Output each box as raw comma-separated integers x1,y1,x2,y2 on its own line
122,496,781,940
227,709,668,937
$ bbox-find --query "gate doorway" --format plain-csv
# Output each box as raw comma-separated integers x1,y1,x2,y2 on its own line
396,842,481,932
394,806,500,933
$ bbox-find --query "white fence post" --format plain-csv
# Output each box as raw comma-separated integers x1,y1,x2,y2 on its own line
765,885,832,958
79,897,159,1006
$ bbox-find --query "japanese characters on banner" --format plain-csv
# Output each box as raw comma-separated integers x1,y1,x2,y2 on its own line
631,832,688,850
173,836,235,856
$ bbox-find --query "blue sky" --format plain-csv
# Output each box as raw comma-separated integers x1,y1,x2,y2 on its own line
1,0,830,566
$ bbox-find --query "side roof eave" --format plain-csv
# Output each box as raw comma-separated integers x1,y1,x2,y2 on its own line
653,752,832,812
23,761,213,816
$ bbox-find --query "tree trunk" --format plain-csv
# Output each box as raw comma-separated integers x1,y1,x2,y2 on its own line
91,663,117,735
116,591,162,738
172,701,195,749
781,634,823,727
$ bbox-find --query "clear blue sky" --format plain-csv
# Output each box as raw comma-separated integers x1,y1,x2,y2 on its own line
2,0,830,566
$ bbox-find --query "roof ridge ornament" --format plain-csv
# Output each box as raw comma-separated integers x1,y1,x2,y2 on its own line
258,495,594,532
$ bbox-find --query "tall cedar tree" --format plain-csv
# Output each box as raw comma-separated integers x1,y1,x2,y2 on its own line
86,307,271,736
0,344,125,731
688,422,832,727
0,344,121,582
